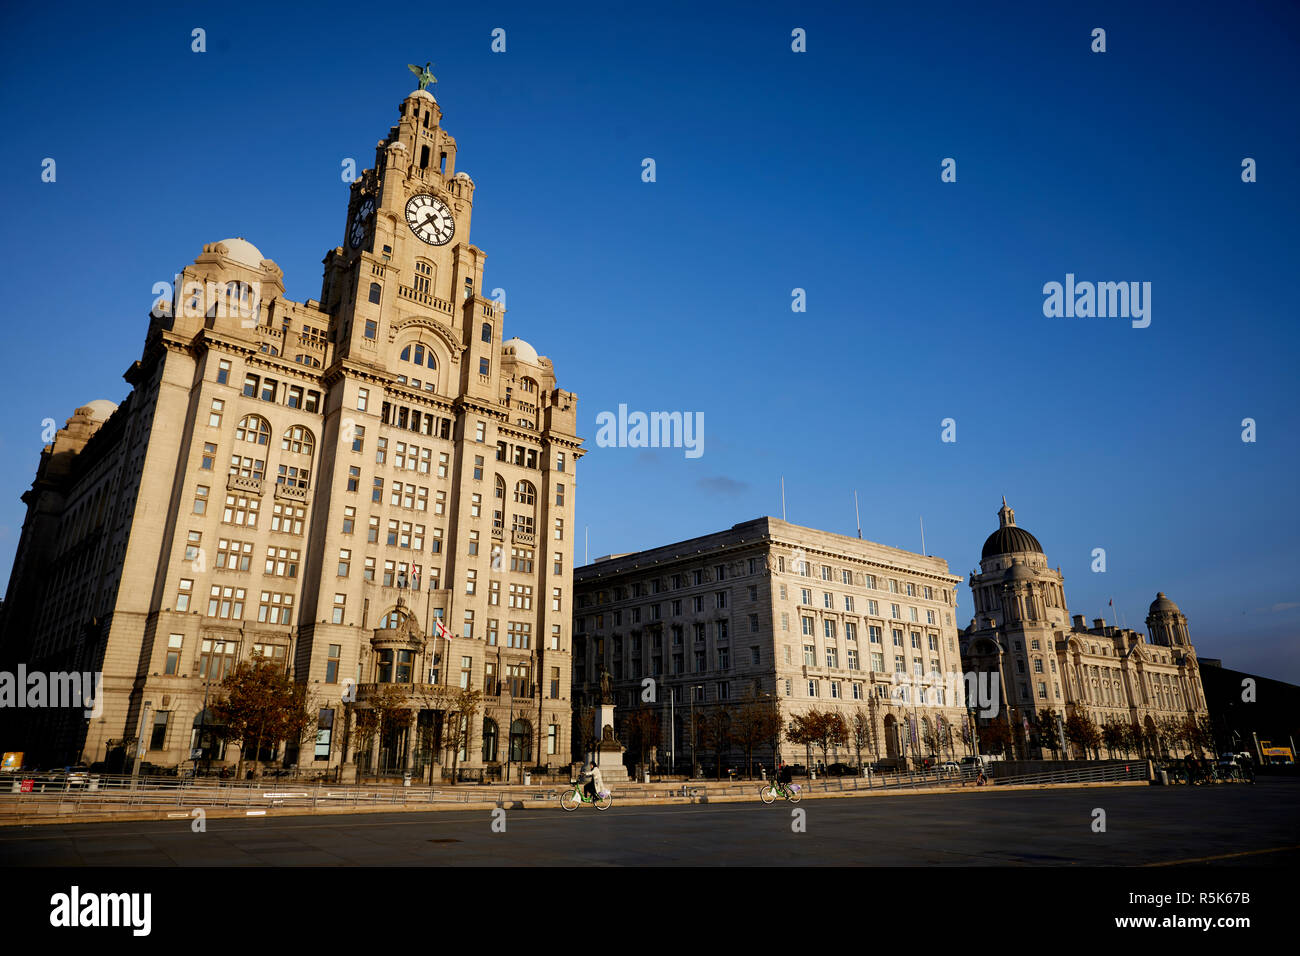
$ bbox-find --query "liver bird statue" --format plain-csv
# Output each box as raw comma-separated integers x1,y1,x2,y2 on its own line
408,61,437,91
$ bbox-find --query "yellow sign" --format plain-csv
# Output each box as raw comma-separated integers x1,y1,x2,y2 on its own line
1,752,22,771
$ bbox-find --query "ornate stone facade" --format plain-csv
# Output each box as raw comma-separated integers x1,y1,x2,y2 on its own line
960,500,1208,758
0,87,584,779
573,518,970,773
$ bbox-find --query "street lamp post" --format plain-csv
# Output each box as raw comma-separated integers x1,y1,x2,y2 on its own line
192,639,227,780
992,633,1016,759
131,700,152,789
690,686,696,778
504,685,515,785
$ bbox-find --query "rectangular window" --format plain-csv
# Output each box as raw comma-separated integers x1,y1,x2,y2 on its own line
332,593,346,624
149,711,169,751
193,485,209,515
175,579,193,612
164,634,183,675
207,584,246,620
364,319,377,339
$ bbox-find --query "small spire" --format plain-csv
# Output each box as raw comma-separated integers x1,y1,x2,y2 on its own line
998,497,1016,528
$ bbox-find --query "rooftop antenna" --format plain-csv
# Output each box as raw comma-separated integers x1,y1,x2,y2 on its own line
919,516,926,555
854,490,862,539
780,476,787,521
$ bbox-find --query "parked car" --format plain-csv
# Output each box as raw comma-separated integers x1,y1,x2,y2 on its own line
51,766,89,788
937,761,961,774
826,763,854,776
787,763,807,776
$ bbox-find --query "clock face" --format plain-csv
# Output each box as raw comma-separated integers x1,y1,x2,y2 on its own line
349,198,375,249
405,193,455,245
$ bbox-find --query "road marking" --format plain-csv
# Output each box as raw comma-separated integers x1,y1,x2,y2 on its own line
1140,844,1300,867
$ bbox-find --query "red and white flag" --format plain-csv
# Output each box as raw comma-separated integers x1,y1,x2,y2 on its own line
434,618,449,640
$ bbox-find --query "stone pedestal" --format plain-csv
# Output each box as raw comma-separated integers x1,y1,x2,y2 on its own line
593,702,629,782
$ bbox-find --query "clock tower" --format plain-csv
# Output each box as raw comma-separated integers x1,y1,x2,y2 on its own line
322,88,496,407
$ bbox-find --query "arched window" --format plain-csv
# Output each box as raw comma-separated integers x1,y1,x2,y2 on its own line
413,260,433,294
368,283,381,304
235,415,270,445
482,718,499,762
377,607,412,630
494,475,506,500
259,343,279,356
521,377,537,394
281,425,315,457
481,322,492,343
510,719,531,763
294,354,321,368
514,480,536,506
399,342,438,370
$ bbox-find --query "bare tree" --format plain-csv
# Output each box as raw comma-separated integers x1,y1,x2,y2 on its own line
850,707,874,770
732,693,781,778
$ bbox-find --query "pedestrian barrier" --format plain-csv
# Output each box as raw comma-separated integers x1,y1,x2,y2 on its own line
0,761,1149,819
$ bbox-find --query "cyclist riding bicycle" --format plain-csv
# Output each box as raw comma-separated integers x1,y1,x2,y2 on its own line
581,761,605,802
776,760,793,795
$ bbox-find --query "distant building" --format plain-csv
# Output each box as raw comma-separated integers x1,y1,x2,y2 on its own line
1198,660,1299,764
573,517,970,773
960,499,1209,758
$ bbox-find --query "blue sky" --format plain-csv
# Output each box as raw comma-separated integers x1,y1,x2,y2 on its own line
1,1,1297,680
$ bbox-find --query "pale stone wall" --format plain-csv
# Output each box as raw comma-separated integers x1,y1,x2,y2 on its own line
1,89,582,774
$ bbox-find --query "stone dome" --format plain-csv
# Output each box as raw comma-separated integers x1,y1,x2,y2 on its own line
213,238,265,269
981,525,1044,560
1005,559,1036,581
79,399,118,421
502,337,539,365
1149,592,1181,615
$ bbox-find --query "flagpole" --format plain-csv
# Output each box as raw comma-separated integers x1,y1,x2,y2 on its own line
780,477,787,521
854,491,861,539
919,516,926,555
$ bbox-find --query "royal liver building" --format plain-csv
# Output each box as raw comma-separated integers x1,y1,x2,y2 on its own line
0,84,584,779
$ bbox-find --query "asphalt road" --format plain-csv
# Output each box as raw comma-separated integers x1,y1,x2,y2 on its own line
1,780,1296,866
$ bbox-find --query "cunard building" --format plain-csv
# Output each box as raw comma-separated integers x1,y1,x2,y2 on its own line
960,499,1208,758
573,518,971,773
0,82,584,780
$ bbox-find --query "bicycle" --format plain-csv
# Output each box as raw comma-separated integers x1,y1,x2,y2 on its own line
560,780,612,811
759,780,802,804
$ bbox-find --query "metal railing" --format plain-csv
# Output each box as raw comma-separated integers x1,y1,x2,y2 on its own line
0,761,1149,819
